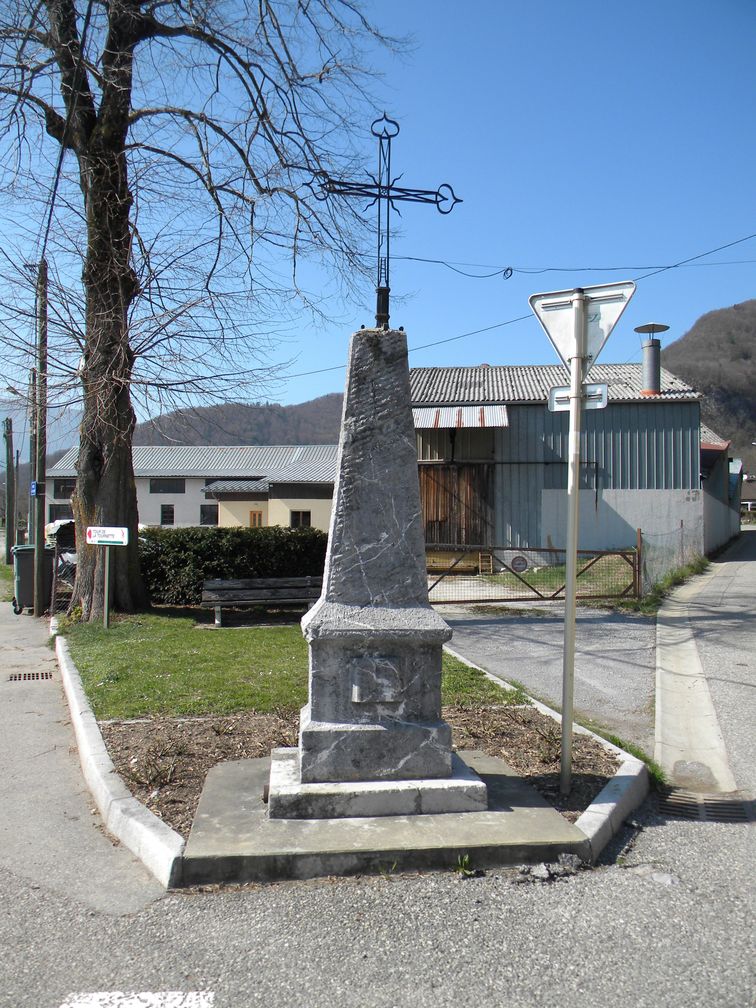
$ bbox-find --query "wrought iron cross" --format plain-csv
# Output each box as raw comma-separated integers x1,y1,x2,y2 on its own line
316,114,462,328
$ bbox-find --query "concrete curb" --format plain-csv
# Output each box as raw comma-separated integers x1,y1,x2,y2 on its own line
53,629,184,888
444,644,650,862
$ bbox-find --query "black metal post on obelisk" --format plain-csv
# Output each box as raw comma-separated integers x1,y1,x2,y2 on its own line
316,114,462,328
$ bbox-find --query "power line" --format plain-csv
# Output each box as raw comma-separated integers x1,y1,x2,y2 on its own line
280,230,756,386
392,232,756,280
632,233,756,282
281,314,533,381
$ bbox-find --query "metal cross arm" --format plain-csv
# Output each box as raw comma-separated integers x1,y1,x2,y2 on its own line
314,114,462,327
322,178,462,214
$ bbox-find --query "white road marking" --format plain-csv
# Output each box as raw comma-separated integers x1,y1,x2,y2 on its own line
59,994,214,1007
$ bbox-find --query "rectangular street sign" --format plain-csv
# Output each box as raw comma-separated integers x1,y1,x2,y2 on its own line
86,526,129,546
548,383,608,412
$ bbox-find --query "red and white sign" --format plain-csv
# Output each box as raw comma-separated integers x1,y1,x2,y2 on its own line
85,526,129,546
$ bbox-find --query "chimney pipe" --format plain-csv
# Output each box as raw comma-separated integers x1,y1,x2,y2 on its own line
641,337,661,396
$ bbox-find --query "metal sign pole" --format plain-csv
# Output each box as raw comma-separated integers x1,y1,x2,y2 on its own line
529,279,636,796
560,289,587,796
103,545,111,630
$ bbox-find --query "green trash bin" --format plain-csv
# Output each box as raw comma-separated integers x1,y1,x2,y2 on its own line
11,545,54,615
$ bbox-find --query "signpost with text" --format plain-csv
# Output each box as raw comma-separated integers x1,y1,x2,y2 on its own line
529,281,636,794
86,526,129,629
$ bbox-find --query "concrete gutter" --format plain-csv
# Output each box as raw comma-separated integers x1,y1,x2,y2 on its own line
53,627,184,888
444,645,650,862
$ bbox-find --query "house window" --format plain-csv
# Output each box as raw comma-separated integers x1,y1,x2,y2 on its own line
200,504,218,526
290,510,311,528
53,478,77,498
249,510,263,528
150,478,185,494
49,503,74,522
160,504,175,526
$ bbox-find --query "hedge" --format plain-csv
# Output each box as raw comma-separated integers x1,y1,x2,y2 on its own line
139,525,328,605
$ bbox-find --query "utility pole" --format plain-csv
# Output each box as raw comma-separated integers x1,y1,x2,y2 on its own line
27,368,36,545
14,449,19,545
33,259,48,617
3,417,14,565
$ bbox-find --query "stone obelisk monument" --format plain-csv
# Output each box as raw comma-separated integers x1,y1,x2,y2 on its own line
267,328,487,818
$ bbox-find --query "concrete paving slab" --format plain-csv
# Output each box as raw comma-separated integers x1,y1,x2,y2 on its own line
180,750,590,885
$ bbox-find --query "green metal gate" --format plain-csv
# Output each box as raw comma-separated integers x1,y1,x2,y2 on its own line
426,543,639,605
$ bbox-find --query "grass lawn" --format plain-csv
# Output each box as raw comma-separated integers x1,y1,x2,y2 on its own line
0,562,13,602
63,612,523,720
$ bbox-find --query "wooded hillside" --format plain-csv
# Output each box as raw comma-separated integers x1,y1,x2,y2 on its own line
662,299,756,474
133,394,343,447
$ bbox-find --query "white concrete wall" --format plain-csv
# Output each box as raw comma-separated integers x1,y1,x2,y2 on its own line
136,477,209,527
703,491,740,553
47,475,335,530
45,476,208,527
541,488,704,552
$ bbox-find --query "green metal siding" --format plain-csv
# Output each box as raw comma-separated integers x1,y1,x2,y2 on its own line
416,400,701,547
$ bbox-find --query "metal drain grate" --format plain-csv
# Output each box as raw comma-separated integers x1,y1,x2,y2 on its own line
7,671,54,682
658,788,752,823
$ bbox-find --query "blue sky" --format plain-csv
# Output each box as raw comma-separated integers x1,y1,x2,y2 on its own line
273,0,756,405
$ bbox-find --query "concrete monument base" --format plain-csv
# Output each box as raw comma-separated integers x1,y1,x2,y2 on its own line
180,750,590,886
267,747,488,819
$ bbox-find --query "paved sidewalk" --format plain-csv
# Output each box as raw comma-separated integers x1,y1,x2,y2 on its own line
673,527,756,795
655,566,738,792
0,595,164,914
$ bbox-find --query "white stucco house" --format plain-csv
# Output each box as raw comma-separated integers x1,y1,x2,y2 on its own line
46,444,338,532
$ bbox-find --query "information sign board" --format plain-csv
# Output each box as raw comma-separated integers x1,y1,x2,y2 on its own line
86,526,129,546
548,383,608,412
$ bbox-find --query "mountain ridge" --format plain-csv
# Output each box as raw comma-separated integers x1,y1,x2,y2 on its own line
132,393,343,447
661,298,755,473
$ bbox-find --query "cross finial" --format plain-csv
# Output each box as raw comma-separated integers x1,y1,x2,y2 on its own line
315,116,462,327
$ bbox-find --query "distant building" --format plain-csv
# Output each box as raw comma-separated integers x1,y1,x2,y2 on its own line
410,346,741,555
46,445,338,533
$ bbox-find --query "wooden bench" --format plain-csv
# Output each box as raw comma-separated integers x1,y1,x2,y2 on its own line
201,576,323,627
425,552,479,575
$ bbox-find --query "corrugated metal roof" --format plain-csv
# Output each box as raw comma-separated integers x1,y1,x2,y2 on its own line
409,364,698,405
204,479,270,496
412,405,509,429
700,422,729,449
49,444,339,479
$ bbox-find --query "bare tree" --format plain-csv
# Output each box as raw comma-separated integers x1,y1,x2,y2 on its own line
0,0,394,619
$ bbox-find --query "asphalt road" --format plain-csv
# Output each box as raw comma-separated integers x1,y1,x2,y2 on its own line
443,602,657,753
1,532,754,1008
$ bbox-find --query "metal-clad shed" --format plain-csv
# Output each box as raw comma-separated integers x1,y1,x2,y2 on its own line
410,362,705,550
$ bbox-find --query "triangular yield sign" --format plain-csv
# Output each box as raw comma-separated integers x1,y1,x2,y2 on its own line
529,281,636,372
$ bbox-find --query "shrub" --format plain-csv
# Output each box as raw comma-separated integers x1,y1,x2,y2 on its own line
139,526,328,605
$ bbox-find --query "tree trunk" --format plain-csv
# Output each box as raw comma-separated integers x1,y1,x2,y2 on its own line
70,120,149,619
